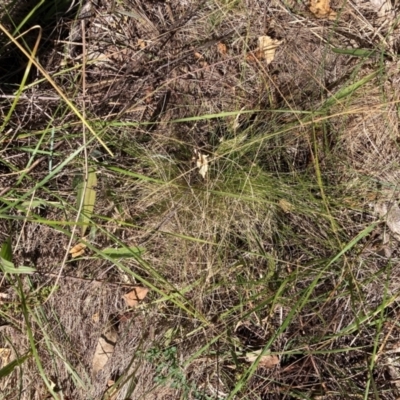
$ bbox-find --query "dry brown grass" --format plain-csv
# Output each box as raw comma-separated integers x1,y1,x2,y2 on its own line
2,0,400,399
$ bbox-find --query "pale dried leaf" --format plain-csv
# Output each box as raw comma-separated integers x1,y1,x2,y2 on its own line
386,357,400,390
69,243,86,258
0,292,9,303
123,286,149,307
278,199,294,213
194,150,209,179
375,202,400,237
0,348,11,367
370,0,393,18
309,0,337,20
385,203,400,237
92,324,118,376
245,350,279,369
258,36,283,64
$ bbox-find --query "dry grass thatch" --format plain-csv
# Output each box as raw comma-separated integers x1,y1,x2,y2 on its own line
2,0,400,399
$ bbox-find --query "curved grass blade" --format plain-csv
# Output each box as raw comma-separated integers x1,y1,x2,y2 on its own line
0,257,36,275
100,246,145,258
0,236,12,262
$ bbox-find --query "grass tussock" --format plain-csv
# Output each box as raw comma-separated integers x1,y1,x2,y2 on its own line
1,0,400,399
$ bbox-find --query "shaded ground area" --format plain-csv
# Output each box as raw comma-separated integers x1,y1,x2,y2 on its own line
2,0,400,399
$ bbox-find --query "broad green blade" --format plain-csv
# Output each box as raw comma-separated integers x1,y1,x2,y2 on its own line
0,236,12,262
76,168,97,237
321,69,382,110
331,47,378,58
0,353,30,378
100,246,145,258
0,257,36,275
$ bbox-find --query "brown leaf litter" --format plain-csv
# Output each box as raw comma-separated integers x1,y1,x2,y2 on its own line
69,243,86,258
245,350,280,369
309,0,337,20
193,149,209,179
247,35,283,64
3,0,400,398
92,321,119,377
122,286,149,307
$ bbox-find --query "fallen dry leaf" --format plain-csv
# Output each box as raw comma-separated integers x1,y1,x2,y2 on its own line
246,36,282,64
370,0,393,17
370,0,395,36
245,350,279,369
0,348,11,367
193,150,209,179
257,36,283,64
92,323,118,377
0,292,9,303
123,286,149,307
309,0,337,20
375,202,400,240
69,243,86,258
278,199,294,213
217,42,227,55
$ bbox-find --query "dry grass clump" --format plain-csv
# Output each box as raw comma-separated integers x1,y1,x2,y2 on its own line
335,77,400,189
2,0,400,399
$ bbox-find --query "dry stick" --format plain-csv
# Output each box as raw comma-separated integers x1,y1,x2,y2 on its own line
0,187,11,197
46,20,91,302
0,23,113,157
0,94,60,101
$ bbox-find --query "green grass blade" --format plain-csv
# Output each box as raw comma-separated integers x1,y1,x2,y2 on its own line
76,167,97,237
0,236,12,261
331,47,379,58
0,257,36,274
320,69,382,110
100,246,146,258
0,353,30,378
